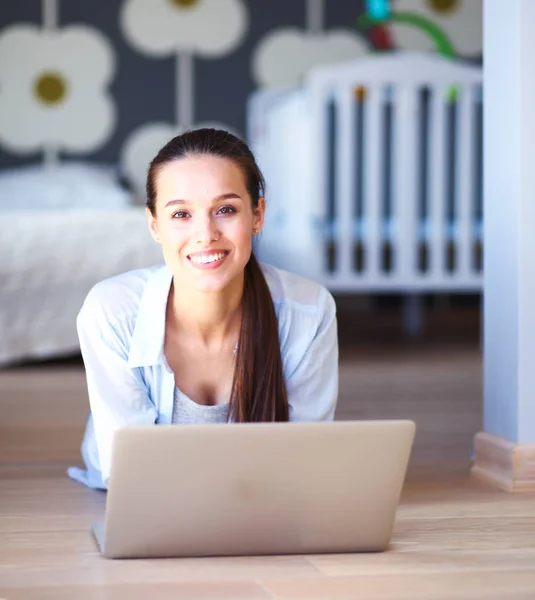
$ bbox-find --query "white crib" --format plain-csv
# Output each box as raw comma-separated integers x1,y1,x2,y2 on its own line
248,53,483,297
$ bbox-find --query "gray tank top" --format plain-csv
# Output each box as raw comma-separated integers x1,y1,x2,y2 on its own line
171,386,229,424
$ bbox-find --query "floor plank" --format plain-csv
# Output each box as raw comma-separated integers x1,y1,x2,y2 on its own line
263,570,535,600
0,581,272,600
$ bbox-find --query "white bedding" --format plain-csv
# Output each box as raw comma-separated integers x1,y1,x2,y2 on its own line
0,208,163,366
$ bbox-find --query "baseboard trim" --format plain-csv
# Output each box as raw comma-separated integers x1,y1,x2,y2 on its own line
471,431,535,492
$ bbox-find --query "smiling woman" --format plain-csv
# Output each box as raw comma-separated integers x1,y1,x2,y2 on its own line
68,128,339,490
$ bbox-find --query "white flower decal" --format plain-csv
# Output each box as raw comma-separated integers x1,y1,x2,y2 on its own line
253,29,369,89
391,0,482,56
252,0,368,89
0,24,116,154
121,122,239,200
121,124,176,199
120,0,248,57
119,0,246,195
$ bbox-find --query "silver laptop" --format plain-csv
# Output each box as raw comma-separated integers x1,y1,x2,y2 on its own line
92,420,415,559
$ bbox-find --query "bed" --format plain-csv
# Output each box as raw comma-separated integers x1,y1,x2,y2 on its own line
0,162,163,366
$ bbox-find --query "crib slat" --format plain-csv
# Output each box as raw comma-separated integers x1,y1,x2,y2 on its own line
392,85,419,281
429,85,448,281
310,82,330,277
363,85,382,280
456,85,476,280
335,86,357,280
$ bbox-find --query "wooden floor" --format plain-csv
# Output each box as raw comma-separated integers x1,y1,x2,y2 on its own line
2,344,535,599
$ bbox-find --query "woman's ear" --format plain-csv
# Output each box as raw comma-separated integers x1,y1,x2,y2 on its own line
146,207,161,244
252,197,266,235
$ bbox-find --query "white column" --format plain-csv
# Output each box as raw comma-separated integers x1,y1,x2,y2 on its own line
484,0,535,443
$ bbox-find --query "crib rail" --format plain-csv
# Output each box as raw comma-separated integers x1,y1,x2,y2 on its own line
250,53,483,292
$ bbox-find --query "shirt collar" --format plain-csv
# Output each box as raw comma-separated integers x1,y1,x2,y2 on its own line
127,264,173,369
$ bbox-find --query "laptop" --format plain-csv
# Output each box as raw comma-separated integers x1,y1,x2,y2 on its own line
92,419,415,559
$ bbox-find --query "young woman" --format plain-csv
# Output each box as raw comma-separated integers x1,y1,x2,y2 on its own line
68,128,338,490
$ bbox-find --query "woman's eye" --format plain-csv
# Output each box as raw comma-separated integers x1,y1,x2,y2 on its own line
172,210,190,219
217,205,236,215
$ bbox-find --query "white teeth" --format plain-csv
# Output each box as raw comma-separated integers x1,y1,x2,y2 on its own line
190,252,226,264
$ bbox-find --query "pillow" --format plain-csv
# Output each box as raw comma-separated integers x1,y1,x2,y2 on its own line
0,161,132,211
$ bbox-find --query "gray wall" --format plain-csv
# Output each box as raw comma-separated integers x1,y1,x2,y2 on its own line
0,0,366,171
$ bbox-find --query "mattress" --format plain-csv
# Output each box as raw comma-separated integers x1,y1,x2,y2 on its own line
0,208,163,366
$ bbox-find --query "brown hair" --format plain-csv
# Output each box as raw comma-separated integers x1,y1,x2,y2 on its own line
146,128,289,422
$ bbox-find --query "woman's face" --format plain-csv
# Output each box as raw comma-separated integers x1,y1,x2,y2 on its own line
147,154,265,294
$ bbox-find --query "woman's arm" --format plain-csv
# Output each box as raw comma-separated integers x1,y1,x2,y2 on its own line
285,288,339,422
76,287,158,487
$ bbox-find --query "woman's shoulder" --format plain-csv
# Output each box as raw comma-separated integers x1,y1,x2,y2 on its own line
261,263,337,373
77,263,166,328
261,262,336,320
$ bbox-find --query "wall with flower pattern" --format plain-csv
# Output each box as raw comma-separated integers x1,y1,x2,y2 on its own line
0,0,482,194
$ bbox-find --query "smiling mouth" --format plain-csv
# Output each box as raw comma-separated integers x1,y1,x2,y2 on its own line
187,250,230,267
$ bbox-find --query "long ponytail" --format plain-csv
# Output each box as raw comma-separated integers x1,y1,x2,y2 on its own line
230,253,289,422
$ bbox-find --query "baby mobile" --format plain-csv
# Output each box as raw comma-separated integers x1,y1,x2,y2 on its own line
357,0,474,102
358,0,457,58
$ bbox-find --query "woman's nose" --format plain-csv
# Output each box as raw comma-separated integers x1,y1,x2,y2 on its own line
194,215,219,243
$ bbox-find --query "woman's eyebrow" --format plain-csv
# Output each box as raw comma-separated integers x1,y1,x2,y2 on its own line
165,193,242,208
